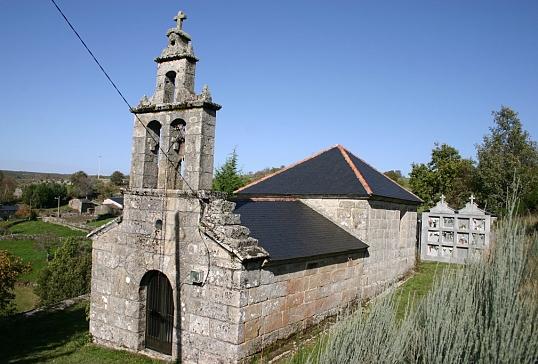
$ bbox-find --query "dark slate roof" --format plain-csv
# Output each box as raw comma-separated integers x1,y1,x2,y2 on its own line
108,197,124,206
233,200,368,261
0,205,19,212
235,144,422,204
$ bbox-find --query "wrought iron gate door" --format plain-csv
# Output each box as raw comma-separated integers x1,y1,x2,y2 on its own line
145,272,174,355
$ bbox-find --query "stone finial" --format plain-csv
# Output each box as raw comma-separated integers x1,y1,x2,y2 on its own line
174,11,187,30
186,43,194,55
201,85,212,102
469,194,475,205
138,95,151,106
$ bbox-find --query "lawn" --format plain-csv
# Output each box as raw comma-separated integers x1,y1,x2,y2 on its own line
2,220,90,312
86,217,116,227
394,260,456,319
7,220,87,237
0,301,166,364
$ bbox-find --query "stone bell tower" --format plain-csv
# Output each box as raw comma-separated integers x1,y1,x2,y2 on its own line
129,10,221,191
89,12,228,361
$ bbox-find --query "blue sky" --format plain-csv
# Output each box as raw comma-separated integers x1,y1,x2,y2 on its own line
1,1,537,177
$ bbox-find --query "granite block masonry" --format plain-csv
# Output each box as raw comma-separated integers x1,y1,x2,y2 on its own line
88,11,420,363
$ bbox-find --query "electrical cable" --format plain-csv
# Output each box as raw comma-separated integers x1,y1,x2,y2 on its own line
50,0,200,196
51,0,218,286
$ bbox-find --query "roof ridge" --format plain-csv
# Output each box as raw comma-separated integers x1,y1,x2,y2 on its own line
234,144,340,194
338,145,372,195
342,147,423,202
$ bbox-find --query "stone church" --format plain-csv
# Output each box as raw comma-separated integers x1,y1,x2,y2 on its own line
88,11,421,363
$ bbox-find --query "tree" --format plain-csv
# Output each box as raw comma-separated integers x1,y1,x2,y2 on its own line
0,250,32,317
0,171,17,205
21,182,67,209
384,170,406,186
109,171,125,186
69,171,94,199
409,143,475,209
475,106,538,214
35,238,92,306
212,148,249,196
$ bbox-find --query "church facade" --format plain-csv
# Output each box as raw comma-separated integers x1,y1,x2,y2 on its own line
88,11,421,363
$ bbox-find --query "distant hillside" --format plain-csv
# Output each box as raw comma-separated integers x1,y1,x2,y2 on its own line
1,170,100,184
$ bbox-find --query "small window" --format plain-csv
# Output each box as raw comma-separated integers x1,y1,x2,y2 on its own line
163,71,176,103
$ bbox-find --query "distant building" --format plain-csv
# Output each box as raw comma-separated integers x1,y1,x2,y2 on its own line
102,197,124,210
68,199,95,214
0,205,19,220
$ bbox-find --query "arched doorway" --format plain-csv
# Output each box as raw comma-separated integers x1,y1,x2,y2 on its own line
144,271,174,355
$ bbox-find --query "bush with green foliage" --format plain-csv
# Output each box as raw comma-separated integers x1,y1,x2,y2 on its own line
21,182,67,209
475,106,538,214
109,171,125,186
0,171,17,205
212,148,249,196
35,238,92,306
410,143,475,209
0,250,32,317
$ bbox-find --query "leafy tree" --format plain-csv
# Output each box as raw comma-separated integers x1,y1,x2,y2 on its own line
0,171,17,205
109,171,125,186
244,166,284,184
69,171,94,199
384,170,406,186
212,148,249,196
21,183,67,208
35,238,92,306
475,106,538,214
409,143,475,209
0,250,32,317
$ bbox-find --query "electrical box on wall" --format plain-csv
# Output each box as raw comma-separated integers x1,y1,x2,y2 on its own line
189,270,204,284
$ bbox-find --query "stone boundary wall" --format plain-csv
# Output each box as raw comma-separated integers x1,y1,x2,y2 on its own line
0,234,89,242
0,294,89,324
41,217,92,232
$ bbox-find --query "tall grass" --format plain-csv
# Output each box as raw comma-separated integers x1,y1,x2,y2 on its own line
300,208,538,364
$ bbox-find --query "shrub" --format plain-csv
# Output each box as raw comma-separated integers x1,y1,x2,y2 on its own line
35,238,92,306
306,208,538,363
0,250,32,317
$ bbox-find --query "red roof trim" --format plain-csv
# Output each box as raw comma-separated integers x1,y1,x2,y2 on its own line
342,147,424,202
337,145,372,195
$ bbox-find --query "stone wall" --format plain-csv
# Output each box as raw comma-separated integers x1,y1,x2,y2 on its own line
239,252,365,360
90,193,417,363
302,198,417,298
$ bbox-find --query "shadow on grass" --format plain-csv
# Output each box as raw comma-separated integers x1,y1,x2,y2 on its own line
0,303,88,363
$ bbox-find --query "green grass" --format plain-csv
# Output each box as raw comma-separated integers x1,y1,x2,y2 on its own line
2,220,90,313
12,285,39,312
0,302,166,363
395,260,456,319
0,239,48,282
86,217,116,227
7,220,87,237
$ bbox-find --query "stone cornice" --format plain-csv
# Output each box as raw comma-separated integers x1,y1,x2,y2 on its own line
131,100,222,114
154,53,199,64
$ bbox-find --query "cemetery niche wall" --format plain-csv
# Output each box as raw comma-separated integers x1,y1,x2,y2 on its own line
420,195,493,264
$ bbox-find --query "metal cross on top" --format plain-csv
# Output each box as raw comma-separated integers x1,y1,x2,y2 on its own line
174,11,187,30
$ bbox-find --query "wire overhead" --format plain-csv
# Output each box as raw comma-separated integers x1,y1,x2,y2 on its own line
50,0,198,195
